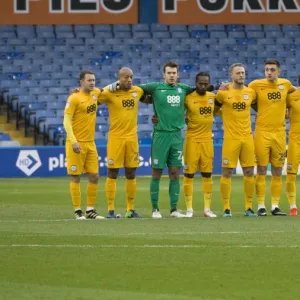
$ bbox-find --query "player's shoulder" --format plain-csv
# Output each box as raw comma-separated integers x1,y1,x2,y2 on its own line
68,93,80,102
132,85,144,93
278,78,292,85
248,79,264,87
288,89,300,100
243,86,256,93
206,91,216,98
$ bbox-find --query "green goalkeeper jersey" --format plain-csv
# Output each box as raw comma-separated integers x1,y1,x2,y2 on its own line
138,82,194,132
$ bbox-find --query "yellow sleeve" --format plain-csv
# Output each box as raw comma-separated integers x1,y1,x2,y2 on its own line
287,81,296,93
63,113,77,144
64,95,77,115
248,81,256,90
216,91,224,105
251,89,257,103
97,88,110,104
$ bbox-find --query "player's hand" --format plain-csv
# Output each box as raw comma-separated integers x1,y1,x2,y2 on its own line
108,81,120,92
70,88,80,95
72,142,81,154
152,115,159,125
219,82,230,91
143,95,153,104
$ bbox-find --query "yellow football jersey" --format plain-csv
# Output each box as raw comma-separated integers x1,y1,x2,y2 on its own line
185,91,215,140
64,88,101,142
216,85,256,138
287,90,300,135
248,78,294,132
98,86,144,138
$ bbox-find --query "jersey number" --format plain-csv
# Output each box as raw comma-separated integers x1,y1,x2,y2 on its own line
199,107,212,115
87,103,96,114
177,151,183,160
232,102,246,110
122,99,135,107
267,92,281,100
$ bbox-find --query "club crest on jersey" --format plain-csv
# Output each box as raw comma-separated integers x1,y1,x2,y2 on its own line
243,94,249,100
208,98,213,104
287,164,293,170
223,159,229,165
70,165,77,172
177,88,182,93
92,94,97,101
279,85,284,90
108,159,114,165
65,101,70,108
132,92,137,98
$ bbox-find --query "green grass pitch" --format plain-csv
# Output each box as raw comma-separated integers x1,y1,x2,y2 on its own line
0,176,299,300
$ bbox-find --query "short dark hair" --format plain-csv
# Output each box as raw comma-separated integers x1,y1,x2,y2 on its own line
80,70,95,80
264,59,280,68
163,61,179,73
195,72,210,83
229,63,245,74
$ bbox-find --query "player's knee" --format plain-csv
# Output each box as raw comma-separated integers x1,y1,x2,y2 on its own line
108,169,119,179
88,173,99,184
152,169,163,180
125,168,136,180
271,165,282,176
169,167,180,180
222,168,233,178
243,167,254,177
70,175,80,183
184,173,194,179
201,172,211,178
257,166,267,175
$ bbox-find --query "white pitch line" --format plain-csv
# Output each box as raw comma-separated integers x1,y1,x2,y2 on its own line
6,230,287,237
0,244,299,249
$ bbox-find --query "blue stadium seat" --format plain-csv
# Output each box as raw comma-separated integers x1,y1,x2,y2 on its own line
264,25,281,31
208,24,225,31
284,31,300,38
151,24,168,32
114,24,131,32
282,25,299,31
245,25,262,31
266,31,283,38
133,32,151,39
169,25,187,32
228,31,245,38
132,24,150,32
56,25,73,32
188,25,206,31
152,32,170,38
95,32,113,39
247,31,264,38
0,25,15,32
226,24,244,31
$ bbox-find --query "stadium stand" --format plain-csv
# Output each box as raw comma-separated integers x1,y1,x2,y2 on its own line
0,24,299,146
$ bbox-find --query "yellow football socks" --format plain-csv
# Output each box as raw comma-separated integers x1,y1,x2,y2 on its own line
86,182,97,208
70,182,81,210
244,176,255,210
286,174,296,206
183,176,193,210
203,177,213,210
126,178,136,211
220,176,231,210
256,174,266,206
106,177,116,211
271,176,282,207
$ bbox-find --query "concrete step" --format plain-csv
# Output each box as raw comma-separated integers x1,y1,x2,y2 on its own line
7,130,25,139
0,123,16,131
17,137,35,146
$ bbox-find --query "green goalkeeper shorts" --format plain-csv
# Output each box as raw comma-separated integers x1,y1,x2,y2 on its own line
151,130,183,169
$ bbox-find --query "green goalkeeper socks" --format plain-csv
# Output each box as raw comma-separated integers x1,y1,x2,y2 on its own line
169,179,180,211
150,178,160,210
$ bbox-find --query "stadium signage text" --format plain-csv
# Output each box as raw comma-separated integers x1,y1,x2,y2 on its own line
160,0,300,24
0,0,137,24
14,0,134,14
163,0,300,13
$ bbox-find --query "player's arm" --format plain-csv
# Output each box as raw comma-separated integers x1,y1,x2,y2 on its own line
140,94,153,104
63,96,81,153
137,82,160,95
250,88,258,112
214,91,223,115
97,88,110,105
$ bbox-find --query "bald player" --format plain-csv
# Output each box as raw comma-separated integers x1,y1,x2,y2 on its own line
64,70,104,220
98,67,145,218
